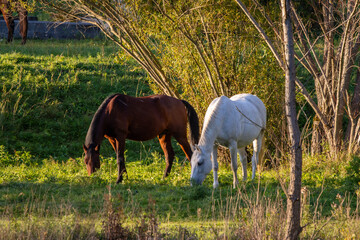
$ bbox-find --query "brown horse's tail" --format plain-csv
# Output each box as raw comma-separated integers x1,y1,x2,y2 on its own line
181,100,200,145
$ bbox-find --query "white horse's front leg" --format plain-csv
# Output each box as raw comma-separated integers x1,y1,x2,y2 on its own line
230,142,239,188
238,147,247,181
212,145,219,188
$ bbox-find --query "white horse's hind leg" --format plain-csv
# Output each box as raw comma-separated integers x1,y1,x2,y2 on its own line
229,142,239,188
251,132,264,179
238,147,247,181
212,145,219,188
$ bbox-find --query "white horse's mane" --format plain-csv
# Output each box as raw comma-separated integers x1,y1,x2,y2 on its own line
198,98,224,146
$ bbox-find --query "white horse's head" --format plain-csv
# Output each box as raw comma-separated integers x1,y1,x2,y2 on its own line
190,145,212,185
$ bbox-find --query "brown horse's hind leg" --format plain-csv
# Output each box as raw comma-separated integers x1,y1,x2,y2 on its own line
158,133,175,178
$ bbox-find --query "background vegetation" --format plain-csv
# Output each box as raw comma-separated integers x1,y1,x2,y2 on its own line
40,0,288,157
0,39,359,239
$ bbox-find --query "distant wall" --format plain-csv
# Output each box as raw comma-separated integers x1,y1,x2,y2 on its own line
0,19,102,40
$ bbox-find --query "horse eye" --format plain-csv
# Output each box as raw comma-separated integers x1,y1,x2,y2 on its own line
198,160,203,166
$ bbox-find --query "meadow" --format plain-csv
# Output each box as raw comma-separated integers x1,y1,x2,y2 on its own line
0,39,360,239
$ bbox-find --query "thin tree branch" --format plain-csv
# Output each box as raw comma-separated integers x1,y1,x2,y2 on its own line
234,0,331,131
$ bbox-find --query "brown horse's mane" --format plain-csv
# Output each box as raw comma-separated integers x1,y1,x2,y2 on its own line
85,94,119,147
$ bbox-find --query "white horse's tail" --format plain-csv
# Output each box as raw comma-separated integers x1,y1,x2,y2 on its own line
258,129,266,167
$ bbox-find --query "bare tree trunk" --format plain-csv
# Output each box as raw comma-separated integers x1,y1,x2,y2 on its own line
281,0,303,239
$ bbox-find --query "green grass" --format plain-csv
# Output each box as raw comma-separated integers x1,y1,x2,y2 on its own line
0,39,360,239
0,39,151,158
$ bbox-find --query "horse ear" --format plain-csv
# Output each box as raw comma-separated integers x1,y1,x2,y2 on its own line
83,144,88,152
94,145,100,152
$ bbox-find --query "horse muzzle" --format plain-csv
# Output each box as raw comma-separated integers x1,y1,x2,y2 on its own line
190,177,202,186
87,165,99,176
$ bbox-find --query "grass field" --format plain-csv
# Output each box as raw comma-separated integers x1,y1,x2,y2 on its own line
1,39,360,239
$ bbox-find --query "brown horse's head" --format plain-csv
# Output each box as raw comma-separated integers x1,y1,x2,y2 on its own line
83,144,100,175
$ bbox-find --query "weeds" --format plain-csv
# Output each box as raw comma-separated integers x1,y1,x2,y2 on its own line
102,192,131,240
0,189,98,240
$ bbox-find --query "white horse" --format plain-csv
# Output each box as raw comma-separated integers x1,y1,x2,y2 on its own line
190,94,266,188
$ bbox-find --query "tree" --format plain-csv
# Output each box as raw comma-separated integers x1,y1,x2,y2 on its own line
281,0,302,238
235,0,360,237
235,0,360,156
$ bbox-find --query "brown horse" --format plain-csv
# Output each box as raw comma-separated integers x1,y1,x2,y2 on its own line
0,0,28,44
83,94,199,183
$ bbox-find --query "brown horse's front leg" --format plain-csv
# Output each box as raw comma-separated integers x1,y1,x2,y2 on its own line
116,156,126,184
115,137,127,184
158,134,175,178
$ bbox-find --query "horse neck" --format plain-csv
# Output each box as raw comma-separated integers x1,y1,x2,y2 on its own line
85,111,106,147
198,110,222,153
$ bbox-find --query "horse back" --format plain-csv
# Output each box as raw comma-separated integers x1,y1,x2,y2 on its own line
148,95,188,133
204,94,265,147
230,94,266,126
106,95,187,141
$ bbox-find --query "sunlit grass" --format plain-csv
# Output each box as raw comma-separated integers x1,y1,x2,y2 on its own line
1,39,360,239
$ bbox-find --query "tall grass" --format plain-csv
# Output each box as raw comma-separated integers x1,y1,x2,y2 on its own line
1,173,359,239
